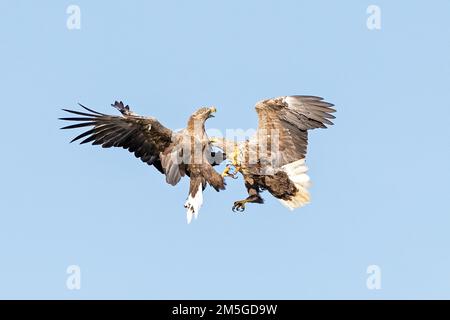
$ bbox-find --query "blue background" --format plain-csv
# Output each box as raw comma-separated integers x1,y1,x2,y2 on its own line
1,1,449,299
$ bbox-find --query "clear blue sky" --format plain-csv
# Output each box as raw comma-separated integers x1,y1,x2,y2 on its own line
1,1,449,299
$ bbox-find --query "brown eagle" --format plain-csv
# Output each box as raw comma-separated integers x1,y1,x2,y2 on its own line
211,95,335,212
60,101,225,223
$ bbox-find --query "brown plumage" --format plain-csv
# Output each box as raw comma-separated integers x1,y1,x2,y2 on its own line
60,101,225,223
212,95,335,212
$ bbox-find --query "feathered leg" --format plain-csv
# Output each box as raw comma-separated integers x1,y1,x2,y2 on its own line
232,195,264,212
232,178,264,212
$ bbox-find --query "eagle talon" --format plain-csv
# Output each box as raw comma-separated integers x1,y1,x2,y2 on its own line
222,164,240,179
232,200,247,212
223,173,239,179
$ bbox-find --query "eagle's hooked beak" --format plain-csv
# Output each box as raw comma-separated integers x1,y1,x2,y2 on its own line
208,106,217,119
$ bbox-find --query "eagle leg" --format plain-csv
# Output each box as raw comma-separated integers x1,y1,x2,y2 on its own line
232,195,264,212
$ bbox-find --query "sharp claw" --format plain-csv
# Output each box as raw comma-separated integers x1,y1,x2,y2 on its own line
222,164,241,179
232,201,246,213
223,173,239,179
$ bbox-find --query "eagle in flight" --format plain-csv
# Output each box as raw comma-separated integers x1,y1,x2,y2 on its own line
60,101,225,223
60,95,335,222
211,96,335,212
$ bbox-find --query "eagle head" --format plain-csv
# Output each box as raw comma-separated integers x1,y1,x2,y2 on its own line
191,106,217,122
187,106,217,136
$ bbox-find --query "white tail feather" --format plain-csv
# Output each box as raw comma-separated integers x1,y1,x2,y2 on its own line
279,159,311,210
184,184,203,224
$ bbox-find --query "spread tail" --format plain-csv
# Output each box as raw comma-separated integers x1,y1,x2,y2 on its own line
184,181,204,224
279,159,311,210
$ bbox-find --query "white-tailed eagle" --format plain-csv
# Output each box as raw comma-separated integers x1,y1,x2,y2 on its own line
211,95,335,212
60,101,225,223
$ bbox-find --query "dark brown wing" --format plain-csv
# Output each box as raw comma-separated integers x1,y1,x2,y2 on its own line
250,95,335,168
60,102,174,175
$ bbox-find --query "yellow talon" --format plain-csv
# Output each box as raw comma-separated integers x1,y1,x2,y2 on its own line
220,144,242,179
232,199,248,212
222,166,231,177
222,164,241,179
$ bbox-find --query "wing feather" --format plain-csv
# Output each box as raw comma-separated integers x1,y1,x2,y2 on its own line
60,102,175,177
251,95,335,168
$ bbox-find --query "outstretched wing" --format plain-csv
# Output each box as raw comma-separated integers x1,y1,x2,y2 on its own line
250,95,335,168
60,101,175,176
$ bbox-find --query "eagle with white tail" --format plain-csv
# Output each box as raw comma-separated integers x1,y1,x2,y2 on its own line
211,96,335,212
60,101,225,223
